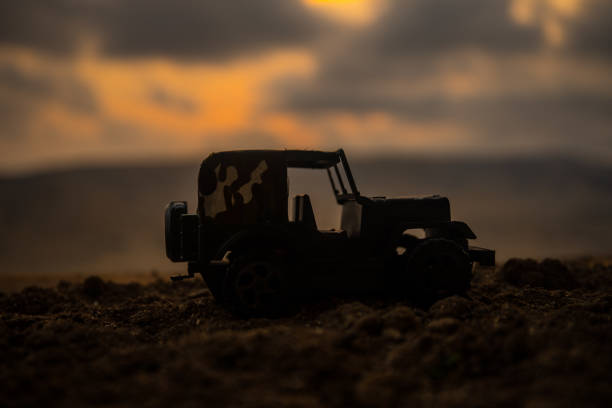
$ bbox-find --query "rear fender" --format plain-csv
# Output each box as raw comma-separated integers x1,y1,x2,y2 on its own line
215,226,293,260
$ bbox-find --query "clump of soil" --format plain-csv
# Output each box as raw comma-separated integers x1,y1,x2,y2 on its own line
501,258,578,289
2,259,612,407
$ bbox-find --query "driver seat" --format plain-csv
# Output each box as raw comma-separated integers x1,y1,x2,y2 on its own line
293,194,317,230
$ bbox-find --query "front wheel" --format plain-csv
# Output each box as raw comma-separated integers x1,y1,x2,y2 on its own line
223,249,289,317
403,238,472,303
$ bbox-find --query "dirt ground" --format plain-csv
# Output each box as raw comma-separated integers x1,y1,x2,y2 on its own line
2,258,611,407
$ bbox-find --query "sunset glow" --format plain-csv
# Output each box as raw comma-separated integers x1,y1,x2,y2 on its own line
0,0,611,172
302,0,383,25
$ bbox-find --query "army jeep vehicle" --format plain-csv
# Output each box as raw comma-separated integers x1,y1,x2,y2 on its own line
165,149,494,315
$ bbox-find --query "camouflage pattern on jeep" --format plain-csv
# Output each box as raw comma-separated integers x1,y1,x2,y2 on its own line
197,151,289,225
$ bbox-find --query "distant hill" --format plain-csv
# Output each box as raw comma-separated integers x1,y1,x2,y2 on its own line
0,164,199,276
1,155,611,277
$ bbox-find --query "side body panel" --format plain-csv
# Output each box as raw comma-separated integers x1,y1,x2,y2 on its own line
196,151,289,262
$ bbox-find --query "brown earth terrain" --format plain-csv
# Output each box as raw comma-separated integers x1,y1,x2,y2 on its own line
2,258,611,407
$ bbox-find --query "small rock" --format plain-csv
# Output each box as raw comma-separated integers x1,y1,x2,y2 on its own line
540,258,577,290
325,301,373,329
82,276,105,298
57,280,71,292
427,317,460,334
354,313,384,336
430,296,472,319
501,258,576,290
501,258,541,287
382,328,402,340
383,306,420,332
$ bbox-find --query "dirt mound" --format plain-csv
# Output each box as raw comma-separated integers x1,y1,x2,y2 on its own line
500,258,576,289
2,259,612,407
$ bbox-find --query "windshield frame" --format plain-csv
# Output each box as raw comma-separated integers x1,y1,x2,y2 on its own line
326,149,359,203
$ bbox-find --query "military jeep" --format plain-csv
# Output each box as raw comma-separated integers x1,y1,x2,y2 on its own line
165,149,494,315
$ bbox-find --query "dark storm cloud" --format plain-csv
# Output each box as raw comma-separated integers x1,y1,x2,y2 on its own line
0,63,97,114
279,0,546,114
279,0,612,115
0,96,32,141
0,0,88,56
0,64,53,96
451,91,612,143
368,0,541,55
565,0,612,58
0,64,50,139
0,0,328,59
273,0,612,159
98,0,328,59
0,61,97,141
288,84,612,127
361,0,612,59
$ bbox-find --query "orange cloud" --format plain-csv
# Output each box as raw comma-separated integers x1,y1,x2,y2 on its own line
0,46,320,171
302,0,384,25
36,104,99,139
260,113,322,147
76,50,316,138
509,0,584,46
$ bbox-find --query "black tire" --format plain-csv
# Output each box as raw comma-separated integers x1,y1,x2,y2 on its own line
403,238,472,303
223,249,289,317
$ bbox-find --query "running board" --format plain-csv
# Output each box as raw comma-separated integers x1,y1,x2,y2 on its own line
170,271,194,281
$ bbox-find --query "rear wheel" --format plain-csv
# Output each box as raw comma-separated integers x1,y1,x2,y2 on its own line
403,238,472,303
223,249,289,316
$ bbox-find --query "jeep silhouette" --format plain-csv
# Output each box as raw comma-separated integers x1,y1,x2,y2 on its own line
165,149,494,315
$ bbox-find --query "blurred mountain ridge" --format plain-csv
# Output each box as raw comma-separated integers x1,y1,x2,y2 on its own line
1,155,611,276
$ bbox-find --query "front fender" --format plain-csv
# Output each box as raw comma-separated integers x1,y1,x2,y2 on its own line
444,221,477,239
423,221,477,240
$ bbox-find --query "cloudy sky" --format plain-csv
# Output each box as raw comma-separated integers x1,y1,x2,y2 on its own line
1,0,611,172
